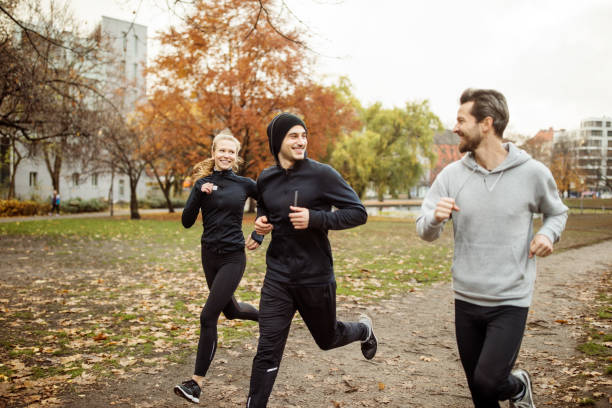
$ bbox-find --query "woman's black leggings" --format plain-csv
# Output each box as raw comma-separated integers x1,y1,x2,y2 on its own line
455,299,528,408
194,247,259,377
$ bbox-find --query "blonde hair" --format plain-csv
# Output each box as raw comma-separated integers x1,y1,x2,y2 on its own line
192,131,244,179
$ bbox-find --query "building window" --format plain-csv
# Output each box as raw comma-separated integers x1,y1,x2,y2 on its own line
119,179,125,196
607,121,611,127
590,130,602,136
608,131,612,137
134,34,138,54
72,172,79,186
122,31,127,52
588,140,601,147
133,63,138,80
91,173,98,186
29,172,37,187
584,120,604,128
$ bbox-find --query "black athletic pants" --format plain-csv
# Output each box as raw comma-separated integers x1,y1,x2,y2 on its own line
194,247,259,377
246,278,368,408
455,299,528,408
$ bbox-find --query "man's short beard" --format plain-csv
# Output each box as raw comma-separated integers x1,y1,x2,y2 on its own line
459,133,482,153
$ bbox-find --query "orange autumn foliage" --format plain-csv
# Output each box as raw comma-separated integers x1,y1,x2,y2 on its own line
139,0,360,180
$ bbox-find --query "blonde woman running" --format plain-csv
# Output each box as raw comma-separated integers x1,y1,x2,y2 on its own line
175,131,262,404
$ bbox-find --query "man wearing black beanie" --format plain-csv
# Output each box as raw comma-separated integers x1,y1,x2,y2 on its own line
245,112,377,408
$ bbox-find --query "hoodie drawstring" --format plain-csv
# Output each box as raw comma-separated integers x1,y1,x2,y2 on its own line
453,167,477,202
484,171,504,192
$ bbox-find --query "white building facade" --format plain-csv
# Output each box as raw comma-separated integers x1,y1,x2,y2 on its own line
7,17,156,204
575,117,611,193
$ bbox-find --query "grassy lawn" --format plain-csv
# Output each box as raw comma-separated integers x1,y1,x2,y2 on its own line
0,212,611,403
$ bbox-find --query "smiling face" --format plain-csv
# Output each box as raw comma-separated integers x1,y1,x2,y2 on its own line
213,139,238,171
278,124,307,168
454,101,483,154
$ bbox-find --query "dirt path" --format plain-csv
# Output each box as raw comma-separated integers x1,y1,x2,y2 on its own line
50,240,612,407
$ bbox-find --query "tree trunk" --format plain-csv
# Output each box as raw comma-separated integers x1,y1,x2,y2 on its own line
149,164,174,213
43,143,63,193
108,166,115,216
247,197,256,213
164,185,175,213
129,184,140,219
8,139,22,200
8,170,16,199
129,176,140,219
129,169,143,220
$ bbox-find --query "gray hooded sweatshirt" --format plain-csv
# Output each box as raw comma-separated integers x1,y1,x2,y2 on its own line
417,143,568,307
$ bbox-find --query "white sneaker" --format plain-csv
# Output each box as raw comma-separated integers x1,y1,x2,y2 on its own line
358,314,377,360
510,368,535,408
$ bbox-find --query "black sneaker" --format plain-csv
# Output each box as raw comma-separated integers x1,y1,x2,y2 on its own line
359,314,377,360
174,379,201,404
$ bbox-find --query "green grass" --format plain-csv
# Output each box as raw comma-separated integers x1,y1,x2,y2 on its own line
577,397,596,406
8,348,35,358
31,365,65,379
12,311,34,320
577,342,609,356
0,364,13,379
597,306,612,319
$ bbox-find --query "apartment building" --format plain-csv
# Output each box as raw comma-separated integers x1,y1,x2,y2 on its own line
575,117,611,193
7,17,154,203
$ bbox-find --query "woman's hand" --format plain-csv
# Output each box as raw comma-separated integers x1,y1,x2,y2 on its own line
201,182,215,194
245,236,260,250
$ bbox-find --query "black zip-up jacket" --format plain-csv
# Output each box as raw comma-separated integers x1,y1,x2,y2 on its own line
182,169,262,253
256,158,367,284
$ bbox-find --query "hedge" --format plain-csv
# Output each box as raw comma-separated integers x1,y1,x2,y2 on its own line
139,197,186,209
61,198,109,214
0,200,51,217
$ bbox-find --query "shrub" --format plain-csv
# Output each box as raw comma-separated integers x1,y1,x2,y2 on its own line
62,198,109,214
0,200,51,217
140,197,185,209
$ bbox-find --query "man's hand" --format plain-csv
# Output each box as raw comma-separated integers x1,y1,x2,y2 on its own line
245,236,260,250
254,216,273,235
434,197,460,223
289,206,309,229
201,182,215,194
529,234,553,258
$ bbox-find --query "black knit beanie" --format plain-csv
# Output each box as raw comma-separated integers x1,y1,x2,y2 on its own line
266,112,307,162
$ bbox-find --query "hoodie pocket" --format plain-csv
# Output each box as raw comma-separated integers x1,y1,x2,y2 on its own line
452,242,526,300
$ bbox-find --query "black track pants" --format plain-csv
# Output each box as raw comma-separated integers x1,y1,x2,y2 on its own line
194,247,259,377
246,278,367,408
455,299,528,408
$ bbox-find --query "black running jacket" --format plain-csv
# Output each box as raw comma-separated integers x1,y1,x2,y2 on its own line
182,169,262,253
256,158,367,284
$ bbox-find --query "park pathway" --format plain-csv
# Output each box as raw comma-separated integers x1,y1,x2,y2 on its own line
59,240,612,408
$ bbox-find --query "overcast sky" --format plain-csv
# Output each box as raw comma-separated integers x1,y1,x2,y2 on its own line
67,0,612,136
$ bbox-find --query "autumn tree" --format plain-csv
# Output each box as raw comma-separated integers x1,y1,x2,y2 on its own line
136,100,194,213
339,101,441,200
289,77,361,161
141,0,360,195
522,128,554,167
90,106,147,219
550,136,585,195
0,0,111,197
330,130,378,198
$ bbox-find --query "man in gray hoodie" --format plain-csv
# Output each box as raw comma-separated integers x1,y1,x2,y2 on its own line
417,88,568,408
